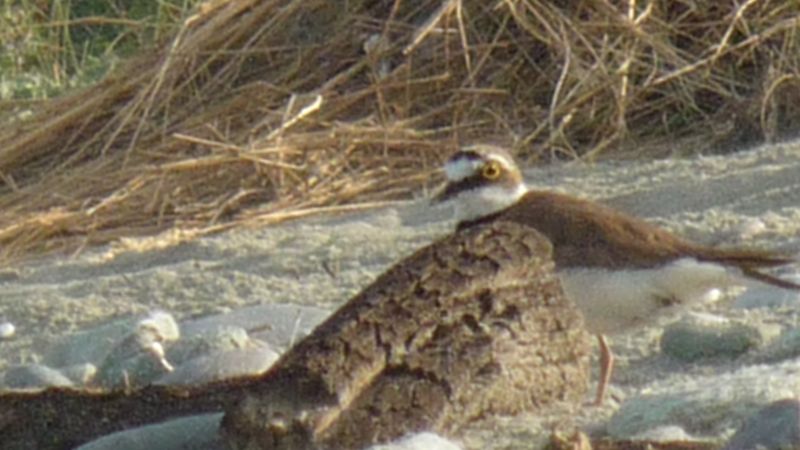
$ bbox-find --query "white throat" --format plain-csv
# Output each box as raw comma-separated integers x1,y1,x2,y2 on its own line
451,182,528,222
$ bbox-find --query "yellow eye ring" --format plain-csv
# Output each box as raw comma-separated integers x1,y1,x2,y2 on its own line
482,162,502,180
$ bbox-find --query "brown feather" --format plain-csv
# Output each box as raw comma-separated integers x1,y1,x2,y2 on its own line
460,190,799,288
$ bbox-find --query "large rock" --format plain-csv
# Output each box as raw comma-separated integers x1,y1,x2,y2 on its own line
221,221,590,450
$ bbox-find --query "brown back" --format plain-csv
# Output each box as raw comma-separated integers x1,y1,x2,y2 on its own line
461,190,797,275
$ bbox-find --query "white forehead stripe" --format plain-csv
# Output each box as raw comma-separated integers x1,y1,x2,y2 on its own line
463,145,517,169
444,157,482,181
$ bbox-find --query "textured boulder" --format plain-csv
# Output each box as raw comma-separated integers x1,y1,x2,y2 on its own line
222,221,590,449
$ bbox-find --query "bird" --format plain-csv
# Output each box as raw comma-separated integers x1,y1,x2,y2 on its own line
432,144,800,405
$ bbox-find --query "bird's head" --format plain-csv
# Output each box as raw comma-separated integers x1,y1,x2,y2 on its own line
433,145,528,222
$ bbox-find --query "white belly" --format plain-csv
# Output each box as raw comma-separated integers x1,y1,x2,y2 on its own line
559,258,738,335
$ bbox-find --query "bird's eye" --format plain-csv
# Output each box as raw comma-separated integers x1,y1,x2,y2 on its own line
482,162,502,180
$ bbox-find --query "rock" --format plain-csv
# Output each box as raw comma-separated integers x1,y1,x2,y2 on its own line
93,311,180,388
221,221,590,450
366,432,463,450
0,321,15,339
629,425,696,442
2,364,74,389
156,347,279,386
43,311,179,369
758,326,800,363
59,363,98,386
181,304,330,352
660,314,762,362
608,360,800,439
733,275,800,309
76,413,225,450
722,398,800,450
43,318,139,368
166,325,252,365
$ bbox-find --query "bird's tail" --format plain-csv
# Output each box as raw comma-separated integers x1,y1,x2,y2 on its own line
696,248,800,290
740,266,800,290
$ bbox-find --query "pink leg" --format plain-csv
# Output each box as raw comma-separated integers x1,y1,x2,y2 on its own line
594,334,614,405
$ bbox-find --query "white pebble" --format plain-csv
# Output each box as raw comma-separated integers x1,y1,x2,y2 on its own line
0,322,15,339
366,432,463,450
736,218,766,239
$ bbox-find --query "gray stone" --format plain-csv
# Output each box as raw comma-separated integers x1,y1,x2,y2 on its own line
759,326,800,363
155,346,279,386
608,360,800,439
723,398,800,450
43,311,179,368
629,425,696,442
366,432,463,450
166,325,252,365
0,321,15,339
43,316,141,368
76,413,225,450
93,311,180,388
93,350,172,389
734,276,800,309
59,363,98,386
181,303,330,352
2,364,73,389
660,314,762,362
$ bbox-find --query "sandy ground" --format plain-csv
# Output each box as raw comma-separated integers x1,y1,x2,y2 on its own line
2,141,800,448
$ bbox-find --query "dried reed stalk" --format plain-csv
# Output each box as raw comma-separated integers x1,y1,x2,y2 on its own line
0,0,798,265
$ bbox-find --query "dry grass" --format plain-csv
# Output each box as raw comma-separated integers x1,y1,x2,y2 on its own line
0,0,799,265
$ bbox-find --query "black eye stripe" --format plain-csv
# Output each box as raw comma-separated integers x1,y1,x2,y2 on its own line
437,173,489,202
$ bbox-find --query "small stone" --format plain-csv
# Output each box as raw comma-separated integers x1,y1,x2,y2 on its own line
181,303,329,352
59,363,98,386
155,346,279,386
608,360,800,439
136,310,180,344
167,325,251,365
722,398,800,450
734,217,766,239
2,364,74,389
75,413,224,450
93,311,181,388
43,311,179,368
760,326,800,363
734,277,800,309
0,321,15,339
630,425,695,442
660,314,762,362
366,432,463,450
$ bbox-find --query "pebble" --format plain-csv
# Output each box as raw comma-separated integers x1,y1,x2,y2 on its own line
733,217,766,239
629,425,697,442
733,274,800,309
43,311,179,369
2,364,74,389
60,363,98,386
76,413,225,450
0,321,15,339
366,432,463,450
33,306,325,390
166,325,252,364
91,312,181,388
181,303,330,351
155,346,279,386
759,326,800,363
608,360,800,439
660,314,763,362
722,398,800,450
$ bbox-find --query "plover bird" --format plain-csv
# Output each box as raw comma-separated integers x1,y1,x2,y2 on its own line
433,144,800,405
